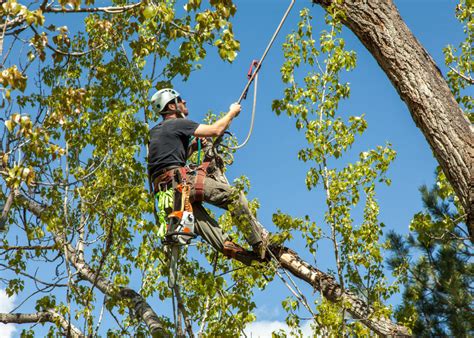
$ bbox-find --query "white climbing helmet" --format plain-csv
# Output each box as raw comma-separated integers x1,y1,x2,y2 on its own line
151,88,180,114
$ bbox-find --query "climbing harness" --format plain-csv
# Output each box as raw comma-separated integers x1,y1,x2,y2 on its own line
221,0,295,150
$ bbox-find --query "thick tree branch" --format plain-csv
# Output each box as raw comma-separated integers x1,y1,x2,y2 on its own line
312,0,474,241
0,310,84,337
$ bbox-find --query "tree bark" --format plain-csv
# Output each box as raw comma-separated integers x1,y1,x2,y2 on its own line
313,0,474,239
0,310,84,337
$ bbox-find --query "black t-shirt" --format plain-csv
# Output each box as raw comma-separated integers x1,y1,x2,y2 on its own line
148,118,199,180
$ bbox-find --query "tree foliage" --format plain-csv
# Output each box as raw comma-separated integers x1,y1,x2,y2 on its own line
272,5,398,335
443,0,473,122
387,171,473,337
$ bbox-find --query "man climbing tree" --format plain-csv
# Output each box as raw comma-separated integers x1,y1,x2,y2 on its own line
148,88,268,264
0,0,467,336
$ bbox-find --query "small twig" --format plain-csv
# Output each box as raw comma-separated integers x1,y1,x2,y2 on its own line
30,25,104,57
269,251,317,318
0,245,55,253
449,66,474,84
0,262,67,288
216,265,252,277
94,295,106,336
107,308,128,335
45,41,105,57
34,154,109,187
9,283,57,313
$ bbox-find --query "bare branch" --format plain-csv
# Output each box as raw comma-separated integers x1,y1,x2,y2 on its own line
204,149,411,337
0,310,84,337
272,246,410,336
4,16,26,33
449,66,474,85
0,14,8,57
173,285,194,337
43,2,142,14
0,245,55,252
0,262,67,288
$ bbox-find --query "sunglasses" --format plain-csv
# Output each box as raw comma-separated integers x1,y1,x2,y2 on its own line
177,96,183,102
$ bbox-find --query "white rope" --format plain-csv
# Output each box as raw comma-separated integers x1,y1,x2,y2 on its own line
229,71,259,150
228,0,295,150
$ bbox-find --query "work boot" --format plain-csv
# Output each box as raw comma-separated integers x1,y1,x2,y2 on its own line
223,241,263,265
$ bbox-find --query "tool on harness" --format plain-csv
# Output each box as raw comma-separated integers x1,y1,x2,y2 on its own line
156,169,196,290
153,163,211,244
156,189,174,238
160,169,198,245
165,182,196,245
188,136,203,166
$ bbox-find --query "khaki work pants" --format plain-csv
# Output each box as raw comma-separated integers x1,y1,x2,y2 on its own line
173,170,264,254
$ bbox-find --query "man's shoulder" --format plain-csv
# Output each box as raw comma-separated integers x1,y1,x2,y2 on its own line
151,118,199,132
174,118,199,125
170,118,200,131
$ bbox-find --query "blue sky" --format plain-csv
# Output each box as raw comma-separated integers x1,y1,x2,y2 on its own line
1,0,466,336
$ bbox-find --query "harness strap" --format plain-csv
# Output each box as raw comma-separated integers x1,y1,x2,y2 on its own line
192,162,210,203
153,167,190,193
153,170,175,193
178,167,188,183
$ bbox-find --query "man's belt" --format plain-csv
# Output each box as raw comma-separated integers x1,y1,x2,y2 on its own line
152,162,211,200
153,166,184,193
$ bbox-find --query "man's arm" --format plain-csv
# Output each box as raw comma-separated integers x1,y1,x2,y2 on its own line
194,103,241,137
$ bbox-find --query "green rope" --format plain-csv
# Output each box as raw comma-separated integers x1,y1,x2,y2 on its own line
197,138,201,165
156,189,174,238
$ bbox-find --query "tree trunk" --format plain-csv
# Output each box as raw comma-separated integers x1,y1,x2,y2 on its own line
313,0,474,239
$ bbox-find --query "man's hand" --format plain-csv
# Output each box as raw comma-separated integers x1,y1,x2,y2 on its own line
194,103,242,138
229,103,241,117
199,137,208,147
